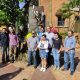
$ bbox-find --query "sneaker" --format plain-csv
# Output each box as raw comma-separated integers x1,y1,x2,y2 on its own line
70,71,74,75
62,68,68,71
43,68,46,72
53,66,57,70
12,60,14,63
34,66,37,69
56,67,60,70
27,64,31,67
40,67,44,71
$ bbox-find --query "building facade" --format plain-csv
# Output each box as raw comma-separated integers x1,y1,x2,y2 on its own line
39,0,71,32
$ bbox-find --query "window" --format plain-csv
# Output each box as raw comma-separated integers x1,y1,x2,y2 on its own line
57,16,65,26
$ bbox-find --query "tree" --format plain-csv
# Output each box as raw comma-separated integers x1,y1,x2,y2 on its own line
56,0,80,19
56,0,80,30
0,0,39,34
0,10,8,24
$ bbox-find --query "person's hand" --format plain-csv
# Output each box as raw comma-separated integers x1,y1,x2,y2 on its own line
65,48,69,52
17,44,19,47
60,47,64,51
35,48,38,51
58,50,60,53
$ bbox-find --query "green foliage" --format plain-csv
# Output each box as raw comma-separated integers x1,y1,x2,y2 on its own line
0,0,38,26
19,0,23,2
59,32,68,39
62,12,73,18
57,0,80,18
0,10,7,21
0,0,25,25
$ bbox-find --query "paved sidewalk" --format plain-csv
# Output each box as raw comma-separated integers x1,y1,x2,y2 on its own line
0,50,80,80
0,63,21,80
31,51,80,80
31,67,56,80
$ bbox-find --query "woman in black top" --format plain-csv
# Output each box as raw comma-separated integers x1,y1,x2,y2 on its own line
52,32,62,70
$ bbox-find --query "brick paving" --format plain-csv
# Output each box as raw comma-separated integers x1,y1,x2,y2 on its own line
31,67,56,80
31,51,80,80
0,63,21,80
0,50,80,80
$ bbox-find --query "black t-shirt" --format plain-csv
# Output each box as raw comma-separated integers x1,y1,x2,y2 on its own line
52,38,62,50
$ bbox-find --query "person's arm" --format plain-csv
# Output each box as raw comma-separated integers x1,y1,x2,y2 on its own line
52,33,55,39
59,39,64,51
34,38,38,51
37,41,41,49
64,37,67,48
27,38,30,48
64,37,69,52
16,35,19,44
0,34,3,46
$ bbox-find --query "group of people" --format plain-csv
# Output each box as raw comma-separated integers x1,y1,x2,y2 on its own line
0,24,76,75
27,25,76,75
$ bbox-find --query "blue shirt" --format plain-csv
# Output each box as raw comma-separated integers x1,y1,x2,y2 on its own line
38,31,44,41
64,36,76,49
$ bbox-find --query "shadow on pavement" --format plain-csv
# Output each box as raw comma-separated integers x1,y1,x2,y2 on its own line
75,57,80,71
0,68,23,80
0,63,10,68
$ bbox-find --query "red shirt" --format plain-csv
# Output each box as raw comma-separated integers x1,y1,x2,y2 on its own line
50,27,58,33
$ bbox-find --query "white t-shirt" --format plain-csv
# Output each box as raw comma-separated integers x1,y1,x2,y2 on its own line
38,40,49,52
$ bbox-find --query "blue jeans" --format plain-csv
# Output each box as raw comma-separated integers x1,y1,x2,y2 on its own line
39,49,48,59
28,50,37,66
52,48,60,68
64,50,75,71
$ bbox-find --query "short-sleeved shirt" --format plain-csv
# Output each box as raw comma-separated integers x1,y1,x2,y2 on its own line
50,27,58,33
27,36,38,51
38,31,44,41
44,32,54,48
64,36,76,49
38,40,49,52
52,38,62,50
9,33,18,46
